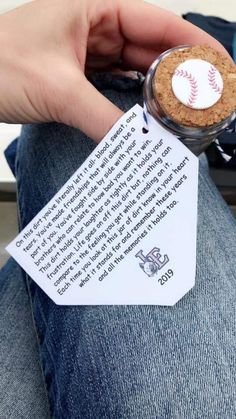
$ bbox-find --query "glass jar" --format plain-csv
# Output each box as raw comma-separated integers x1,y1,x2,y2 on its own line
143,45,236,155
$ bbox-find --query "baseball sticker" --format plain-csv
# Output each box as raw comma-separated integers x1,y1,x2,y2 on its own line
171,59,224,109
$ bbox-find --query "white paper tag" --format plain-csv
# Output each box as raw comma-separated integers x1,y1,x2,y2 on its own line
6,104,198,306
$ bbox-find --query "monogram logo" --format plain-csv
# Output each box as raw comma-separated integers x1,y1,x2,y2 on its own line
135,247,169,277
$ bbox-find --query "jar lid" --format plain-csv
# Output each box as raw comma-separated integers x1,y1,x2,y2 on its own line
152,45,236,128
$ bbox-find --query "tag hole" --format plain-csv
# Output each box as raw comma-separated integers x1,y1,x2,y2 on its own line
142,127,149,134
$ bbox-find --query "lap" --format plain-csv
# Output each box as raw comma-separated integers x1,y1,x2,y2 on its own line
15,75,236,418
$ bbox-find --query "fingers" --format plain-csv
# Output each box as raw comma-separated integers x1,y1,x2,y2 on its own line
62,73,123,143
121,44,164,74
119,0,229,71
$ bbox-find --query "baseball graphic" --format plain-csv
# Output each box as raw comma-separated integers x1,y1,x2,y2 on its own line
171,59,224,110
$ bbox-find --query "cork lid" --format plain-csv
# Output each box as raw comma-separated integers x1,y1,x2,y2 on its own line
153,46,236,127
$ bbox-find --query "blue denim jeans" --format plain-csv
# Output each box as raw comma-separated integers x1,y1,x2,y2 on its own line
1,74,236,418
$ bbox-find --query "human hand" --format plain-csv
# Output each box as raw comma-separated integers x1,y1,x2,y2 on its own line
0,0,229,142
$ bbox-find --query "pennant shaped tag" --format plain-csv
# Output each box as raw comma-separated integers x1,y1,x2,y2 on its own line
7,104,198,305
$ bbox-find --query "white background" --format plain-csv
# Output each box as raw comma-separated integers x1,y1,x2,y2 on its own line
0,0,236,269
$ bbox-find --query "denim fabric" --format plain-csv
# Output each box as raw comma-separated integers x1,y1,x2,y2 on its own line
0,259,50,419
2,73,236,418
4,138,18,178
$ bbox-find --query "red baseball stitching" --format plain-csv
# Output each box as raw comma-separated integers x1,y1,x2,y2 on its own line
174,69,198,107
208,66,223,94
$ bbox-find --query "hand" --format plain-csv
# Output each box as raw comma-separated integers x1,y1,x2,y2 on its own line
0,0,229,142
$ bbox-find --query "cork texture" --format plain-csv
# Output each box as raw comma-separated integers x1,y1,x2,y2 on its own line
153,46,236,127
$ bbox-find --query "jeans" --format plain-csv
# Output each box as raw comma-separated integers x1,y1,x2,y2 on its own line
1,74,236,418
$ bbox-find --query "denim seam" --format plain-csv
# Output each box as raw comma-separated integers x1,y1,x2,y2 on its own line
15,141,52,417
15,130,82,419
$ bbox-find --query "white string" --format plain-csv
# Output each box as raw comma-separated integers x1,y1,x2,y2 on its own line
142,103,149,133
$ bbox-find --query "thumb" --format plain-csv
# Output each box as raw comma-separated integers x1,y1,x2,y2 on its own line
63,74,124,143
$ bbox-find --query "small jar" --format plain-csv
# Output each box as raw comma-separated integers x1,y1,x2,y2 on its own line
143,45,236,155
